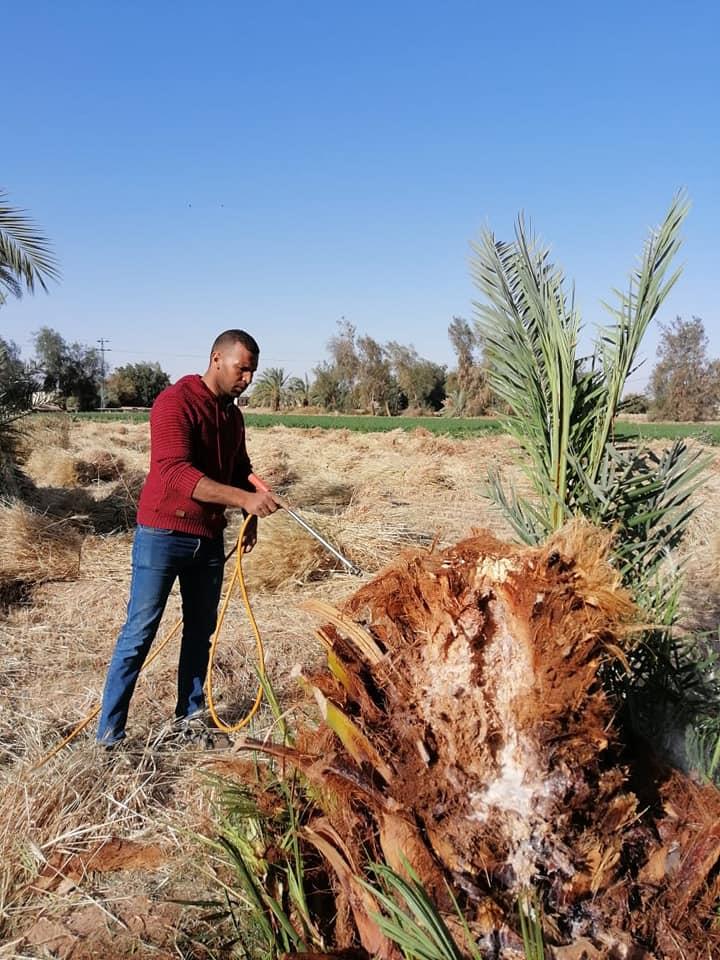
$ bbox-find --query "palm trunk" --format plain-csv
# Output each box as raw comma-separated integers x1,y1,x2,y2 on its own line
235,524,720,958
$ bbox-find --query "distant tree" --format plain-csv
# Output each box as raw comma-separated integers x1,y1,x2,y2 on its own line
447,316,493,415
33,327,66,391
305,320,363,413
286,375,310,407
448,316,475,376
0,337,32,412
621,392,649,414
310,362,348,411
105,361,170,407
649,316,720,421
0,337,26,390
327,319,360,391
0,190,60,305
314,323,446,415
356,335,400,415
249,367,291,411
32,326,101,410
385,341,446,411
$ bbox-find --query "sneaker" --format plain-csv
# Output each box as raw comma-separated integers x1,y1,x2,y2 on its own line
169,713,233,750
94,739,134,770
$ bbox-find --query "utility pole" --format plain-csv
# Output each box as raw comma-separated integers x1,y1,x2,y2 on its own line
97,338,111,409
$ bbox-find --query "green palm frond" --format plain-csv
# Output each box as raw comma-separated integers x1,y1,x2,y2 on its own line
473,194,694,563
473,194,720,780
359,861,474,960
0,190,60,303
518,888,545,960
472,220,581,530
592,190,690,477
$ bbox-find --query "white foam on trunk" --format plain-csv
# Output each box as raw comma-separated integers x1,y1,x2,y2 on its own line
468,595,555,886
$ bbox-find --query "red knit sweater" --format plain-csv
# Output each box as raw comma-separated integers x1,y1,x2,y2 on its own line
136,375,253,537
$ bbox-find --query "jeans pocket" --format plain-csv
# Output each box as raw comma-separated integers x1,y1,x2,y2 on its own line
138,524,175,536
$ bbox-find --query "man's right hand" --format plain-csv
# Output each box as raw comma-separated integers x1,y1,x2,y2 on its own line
243,490,280,518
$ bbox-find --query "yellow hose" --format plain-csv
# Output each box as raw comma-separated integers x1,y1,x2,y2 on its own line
29,514,263,771
206,512,265,733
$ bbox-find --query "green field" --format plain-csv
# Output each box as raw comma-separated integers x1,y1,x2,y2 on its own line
72,410,720,443
613,420,720,443
246,412,505,436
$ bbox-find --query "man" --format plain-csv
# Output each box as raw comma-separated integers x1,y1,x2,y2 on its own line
96,329,278,749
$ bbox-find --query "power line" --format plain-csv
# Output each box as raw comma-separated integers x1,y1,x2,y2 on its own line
97,338,111,409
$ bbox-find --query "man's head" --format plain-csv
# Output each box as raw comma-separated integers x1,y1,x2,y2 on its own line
204,329,260,399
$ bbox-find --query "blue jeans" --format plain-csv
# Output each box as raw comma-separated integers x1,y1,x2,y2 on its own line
97,524,225,744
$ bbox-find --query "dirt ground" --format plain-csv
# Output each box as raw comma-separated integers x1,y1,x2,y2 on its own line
1,416,719,957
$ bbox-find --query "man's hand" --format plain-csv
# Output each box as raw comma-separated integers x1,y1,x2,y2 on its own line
191,476,280,516
243,490,280,518
241,514,258,553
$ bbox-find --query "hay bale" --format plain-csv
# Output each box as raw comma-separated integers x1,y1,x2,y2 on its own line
24,447,79,487
13,414,71,466
26,444,126,489
0,502,82,598
93,470,144,531
74,450,126,483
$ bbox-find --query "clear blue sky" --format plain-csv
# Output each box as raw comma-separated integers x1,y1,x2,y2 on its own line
3,0,719,389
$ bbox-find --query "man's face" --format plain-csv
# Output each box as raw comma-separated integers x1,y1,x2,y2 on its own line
213,342,258,398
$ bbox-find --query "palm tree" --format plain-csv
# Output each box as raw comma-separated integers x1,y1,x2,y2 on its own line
286,374,310,408
0,190,60,305
473,191,699,592
249,367,290,411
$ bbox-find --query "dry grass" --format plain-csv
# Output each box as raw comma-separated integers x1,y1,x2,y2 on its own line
1,416,719,955
236,510,340,590
25,446,128,488
24,447,80,487
74,449,126,484
11,414,71,466
0,501,82,599
252,442,298,493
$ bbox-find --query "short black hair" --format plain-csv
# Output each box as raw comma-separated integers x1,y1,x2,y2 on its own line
211,329,260,357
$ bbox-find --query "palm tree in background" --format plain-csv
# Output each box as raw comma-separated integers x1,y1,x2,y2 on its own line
286,374,310,407
249,367,290,411
0,190,60,305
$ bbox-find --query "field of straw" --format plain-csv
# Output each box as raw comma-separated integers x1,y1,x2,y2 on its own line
1,414,719,958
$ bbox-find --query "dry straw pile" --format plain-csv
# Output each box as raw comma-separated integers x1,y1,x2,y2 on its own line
24,446,126,488
0,501,82,600
238,509,344,590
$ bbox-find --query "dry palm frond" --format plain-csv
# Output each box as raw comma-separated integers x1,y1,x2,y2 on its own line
14,414,71,465
301,599,384,664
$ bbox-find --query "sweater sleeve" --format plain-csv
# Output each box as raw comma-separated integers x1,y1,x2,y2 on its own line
232,416,254,491
151,389,205,497
230,410,255,493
